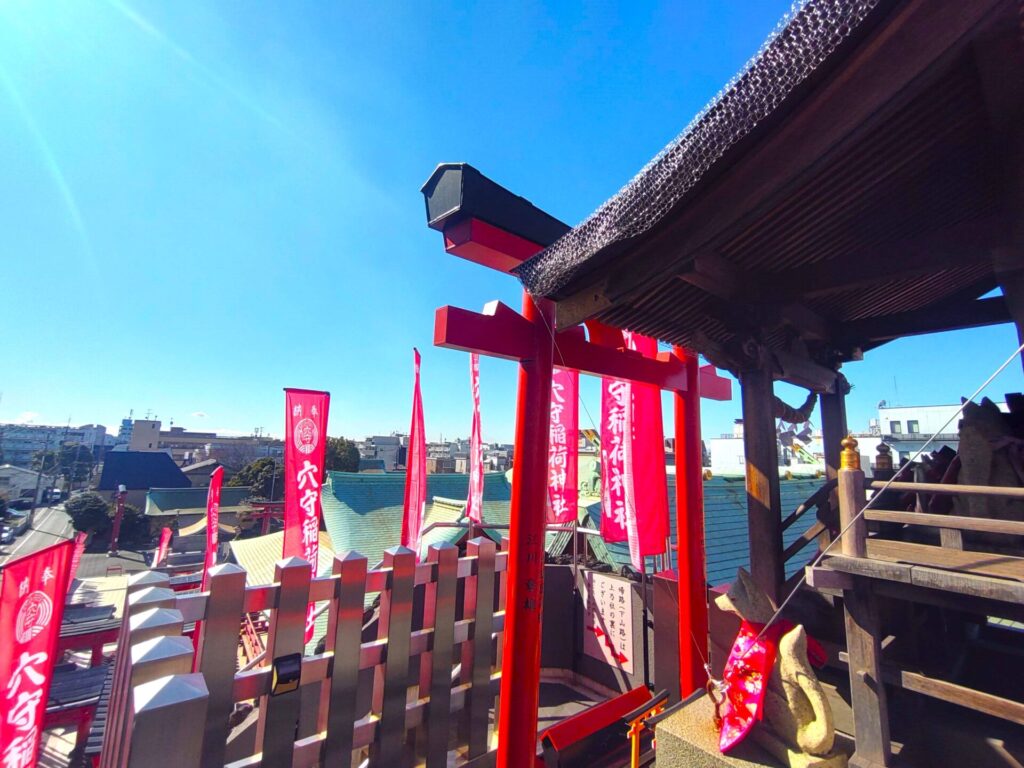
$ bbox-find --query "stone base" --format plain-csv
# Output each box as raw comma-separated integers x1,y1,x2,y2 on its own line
656,693,850,768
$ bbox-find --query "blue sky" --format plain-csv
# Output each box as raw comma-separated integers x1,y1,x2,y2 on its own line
1,0,1021,444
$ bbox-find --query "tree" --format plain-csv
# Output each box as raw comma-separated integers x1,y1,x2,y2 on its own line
325,437,360,473
228,457,283,500
33,443,94,485
66,492,113,536
117,503,150,546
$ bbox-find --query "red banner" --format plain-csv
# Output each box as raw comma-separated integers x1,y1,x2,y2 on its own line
466,353,484,524
401,349,427,557
201,467,224,590
68,532,87,586
0,539,73,768
601,377,633,546
283,388,330,642
547,367,579,524
154,527,172,568
623,331,669,564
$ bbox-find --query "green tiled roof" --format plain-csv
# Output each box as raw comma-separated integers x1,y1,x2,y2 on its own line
581,475,825,585
321,470,514,562
145,486,255,517
227,530,335,586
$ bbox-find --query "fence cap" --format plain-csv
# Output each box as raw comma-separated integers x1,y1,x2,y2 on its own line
840,435,860,471
133,673,208,714
130,635,194,666
129,607,184,634
206,562,246,579
128,570,171,591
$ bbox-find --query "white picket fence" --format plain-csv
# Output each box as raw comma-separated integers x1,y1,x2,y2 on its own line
98,537,508,768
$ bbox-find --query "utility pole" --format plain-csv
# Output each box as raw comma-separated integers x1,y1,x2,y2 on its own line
30,430,52,517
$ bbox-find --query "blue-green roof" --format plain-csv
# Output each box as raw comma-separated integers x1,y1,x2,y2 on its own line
145,486,255,517
579,476,824,585
321,470,513,563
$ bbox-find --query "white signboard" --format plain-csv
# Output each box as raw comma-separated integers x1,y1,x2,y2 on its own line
582,572,634,674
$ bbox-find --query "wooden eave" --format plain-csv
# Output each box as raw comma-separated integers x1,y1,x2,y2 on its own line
546,0,1023,384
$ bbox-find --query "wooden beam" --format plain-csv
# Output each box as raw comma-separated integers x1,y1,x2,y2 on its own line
740,366,783,603
843,581,892,768
677,252,741,299
772,349,838,393
840,296,1010,344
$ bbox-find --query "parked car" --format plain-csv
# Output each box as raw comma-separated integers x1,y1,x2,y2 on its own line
7,498,33,511
0,524,13,545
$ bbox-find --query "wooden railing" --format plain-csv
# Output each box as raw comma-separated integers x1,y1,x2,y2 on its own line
816,437,1024,768
99,537,508,768
780,478,838,596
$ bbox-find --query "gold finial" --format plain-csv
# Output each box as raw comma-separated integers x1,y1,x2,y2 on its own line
840,435,860,470
875,442,892,471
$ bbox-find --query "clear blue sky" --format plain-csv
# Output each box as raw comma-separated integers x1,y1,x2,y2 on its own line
2,0,1022,444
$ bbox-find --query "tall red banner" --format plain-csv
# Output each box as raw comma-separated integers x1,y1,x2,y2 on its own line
466,353,484,524
401,349,427,557
201,466,224,590
601,331,669,569
624,331,669,565
154,527,172,568
283,388,330,642
0,539,73,768
547,367,579,524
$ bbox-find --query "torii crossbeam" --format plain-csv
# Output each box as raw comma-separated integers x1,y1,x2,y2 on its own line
422,163,731,768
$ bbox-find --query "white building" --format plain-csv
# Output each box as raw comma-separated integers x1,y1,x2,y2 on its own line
0,465,55,504
877,402,1007,463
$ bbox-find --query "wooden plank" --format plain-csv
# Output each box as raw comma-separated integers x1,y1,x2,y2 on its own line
322,552,367,765
464,538,496,759
868,480,1024,498
782,520,827,562
822,554,913,584
420,543,458,768
196,564,247,768
740,366,783,603
258,558,311,768
841,296,1010,343
863,509,1024,536
370,546,416,767
866,538,1024,582
908,563,1024,605
898,669,1024,726
842,582,891,767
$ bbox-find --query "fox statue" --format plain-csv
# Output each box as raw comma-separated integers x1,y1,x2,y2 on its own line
714,569,847,768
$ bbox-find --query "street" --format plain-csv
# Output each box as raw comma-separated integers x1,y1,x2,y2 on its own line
0,504,74,566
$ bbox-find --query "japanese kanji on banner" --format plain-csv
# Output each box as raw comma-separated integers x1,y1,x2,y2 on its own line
283,387,330,642
154,527,172,568
546,367,578,524
0,539,74,768
600,331,669,569
401,349,427,557
466,353,484,524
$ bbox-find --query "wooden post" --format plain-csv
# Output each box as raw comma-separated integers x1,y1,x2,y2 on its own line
126,674,209,768
820,385,848,484
673,346,708,697
838,436,867,557
837,436,891,768
739,366,783,603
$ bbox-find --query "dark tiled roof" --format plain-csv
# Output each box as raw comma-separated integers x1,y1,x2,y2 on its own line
180,459,223,475
97,451,189,491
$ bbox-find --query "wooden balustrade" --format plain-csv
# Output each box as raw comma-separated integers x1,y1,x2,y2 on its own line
99,537,509,768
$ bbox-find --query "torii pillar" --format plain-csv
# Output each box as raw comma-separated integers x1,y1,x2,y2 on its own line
422,163,730,766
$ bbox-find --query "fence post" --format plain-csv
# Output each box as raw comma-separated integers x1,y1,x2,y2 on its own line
371,545,416,767
130,636,194,686
195,563,247,768
420,542,458,768
125,674,209,768
323,551,368,765
838,436,867,557
462,537,496,758
258,557,311,768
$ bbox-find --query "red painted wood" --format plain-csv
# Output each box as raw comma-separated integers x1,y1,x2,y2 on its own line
434,303,535,361
699,364,732,401
497,293,556,768
444,218,544,272
674,346,709,697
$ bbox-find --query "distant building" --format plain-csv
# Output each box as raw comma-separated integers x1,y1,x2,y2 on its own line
0,465,55,504
426,457,455,474
875,402,1007,463
0,423,108,467
179,459,230,488
115,417,283,466
359,435,405,470
128,419,162,451
96,451,190,509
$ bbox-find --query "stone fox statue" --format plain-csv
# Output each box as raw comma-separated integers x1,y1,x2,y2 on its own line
714,569,846,768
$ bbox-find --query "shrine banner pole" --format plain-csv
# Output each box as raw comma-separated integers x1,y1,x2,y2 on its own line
673,346,709,697
496,293,555,768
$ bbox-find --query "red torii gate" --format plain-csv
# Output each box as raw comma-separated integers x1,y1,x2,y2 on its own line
424,163,731,768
